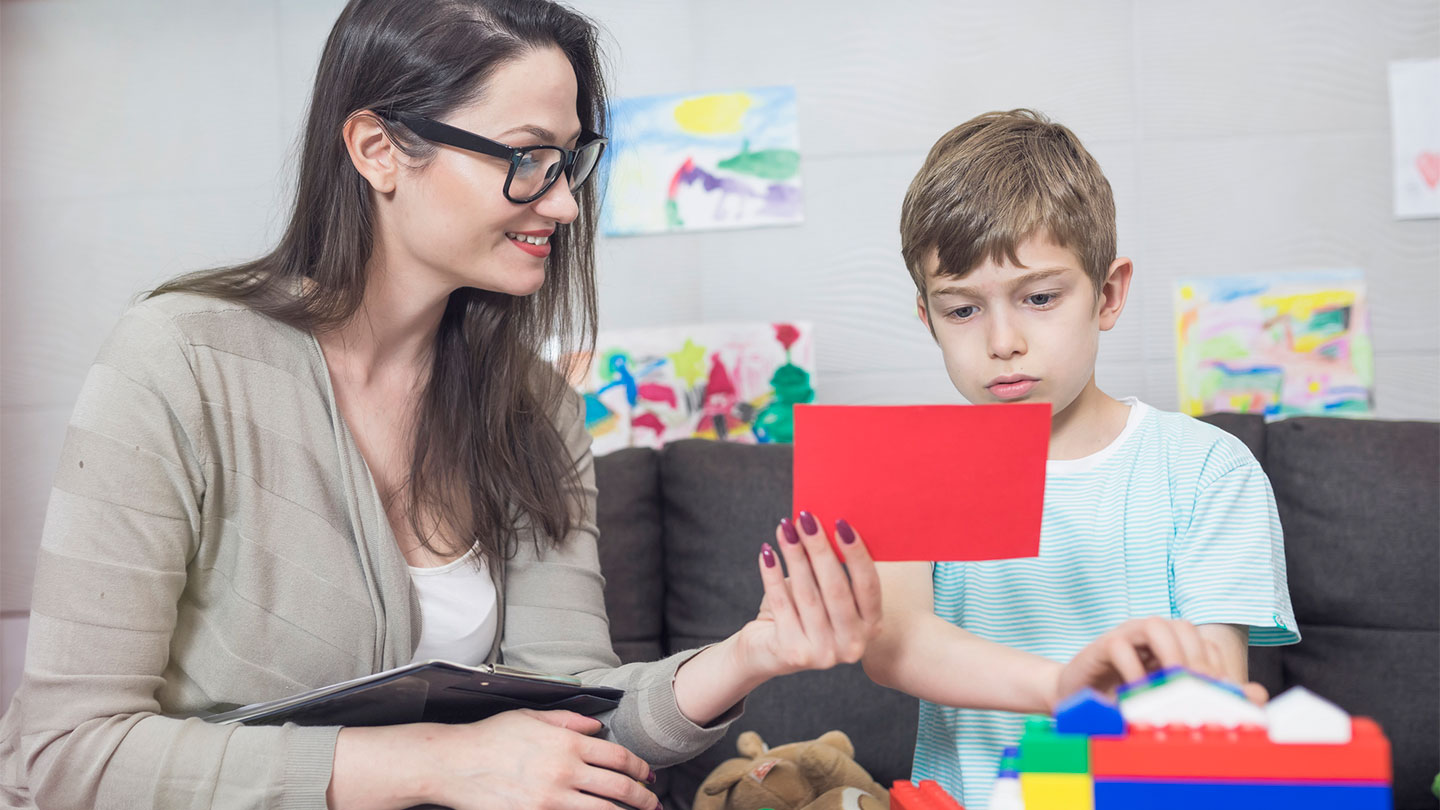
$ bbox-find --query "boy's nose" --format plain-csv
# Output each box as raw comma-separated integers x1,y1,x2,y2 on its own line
986,315,1026,359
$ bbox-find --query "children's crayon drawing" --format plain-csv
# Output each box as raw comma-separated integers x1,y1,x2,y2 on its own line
568,322,815,456
600,86,804,236
1174,270,1374,418
1388,58,1440,219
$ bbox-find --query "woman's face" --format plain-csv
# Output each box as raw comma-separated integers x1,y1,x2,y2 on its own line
388,46,583,298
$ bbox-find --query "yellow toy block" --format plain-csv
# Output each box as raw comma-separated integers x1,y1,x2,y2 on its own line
1019,772,1092,810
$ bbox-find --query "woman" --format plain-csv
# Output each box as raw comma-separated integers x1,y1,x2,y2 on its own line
0,1,881,808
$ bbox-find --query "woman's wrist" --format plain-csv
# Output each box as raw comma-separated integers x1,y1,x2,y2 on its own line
330,723,452,809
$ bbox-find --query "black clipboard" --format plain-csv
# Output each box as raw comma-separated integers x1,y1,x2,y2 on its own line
202,661,623,727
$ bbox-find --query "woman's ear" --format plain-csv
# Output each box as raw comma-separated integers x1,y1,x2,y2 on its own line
343,111,400,194
1097,256,1134,332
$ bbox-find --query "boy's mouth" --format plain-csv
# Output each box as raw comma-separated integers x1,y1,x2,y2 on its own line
986,375,1038,400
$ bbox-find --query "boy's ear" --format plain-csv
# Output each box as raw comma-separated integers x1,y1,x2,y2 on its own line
343,111,401,194
1097,256,1134,332
916,294,935,338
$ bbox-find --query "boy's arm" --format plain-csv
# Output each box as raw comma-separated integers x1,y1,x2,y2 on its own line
862,562,1063,714
1196,623,1250,682
863,563,1252,712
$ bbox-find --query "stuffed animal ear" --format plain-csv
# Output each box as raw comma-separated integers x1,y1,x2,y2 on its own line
815,730,854,758
699,758,751,796
737,730,768,758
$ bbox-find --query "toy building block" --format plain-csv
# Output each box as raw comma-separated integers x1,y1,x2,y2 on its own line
1055,688,1124,736
1118,669,1266,728
890,781,924,810
1019,772,1092,810
1090,716,1391,783
1092,778,1392,809
1265,685,1351,743
987,746,1024,810
918,779,965,809
1015,716,1088,773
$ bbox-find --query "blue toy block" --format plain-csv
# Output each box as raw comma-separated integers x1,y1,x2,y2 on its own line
1055,688,1125,736
1093,778,1392,810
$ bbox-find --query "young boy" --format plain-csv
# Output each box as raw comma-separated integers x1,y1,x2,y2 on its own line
862,109,1298,809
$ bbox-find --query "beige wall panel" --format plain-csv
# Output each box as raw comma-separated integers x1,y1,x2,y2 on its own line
0,407,70,613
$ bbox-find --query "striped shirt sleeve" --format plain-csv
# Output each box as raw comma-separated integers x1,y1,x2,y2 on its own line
1172,455,1300,646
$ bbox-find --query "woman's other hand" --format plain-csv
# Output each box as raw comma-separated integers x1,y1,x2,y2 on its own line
328,709,659,810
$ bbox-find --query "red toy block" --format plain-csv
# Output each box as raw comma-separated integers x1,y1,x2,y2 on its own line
918,779,965,809
890,780,925,810
1090,717,1391,783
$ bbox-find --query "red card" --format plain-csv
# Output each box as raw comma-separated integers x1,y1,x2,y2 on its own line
793,403,1049,562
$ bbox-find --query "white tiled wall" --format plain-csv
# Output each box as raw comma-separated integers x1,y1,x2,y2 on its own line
2,0,1437,707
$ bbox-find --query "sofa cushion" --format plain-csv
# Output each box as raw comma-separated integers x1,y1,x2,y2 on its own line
1263,417,1438,810
1264,418,1438,632
1282,624,1438,810
658,439,918,809
594,447,666,664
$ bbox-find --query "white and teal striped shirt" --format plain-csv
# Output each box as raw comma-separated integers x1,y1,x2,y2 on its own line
911,399,1298,809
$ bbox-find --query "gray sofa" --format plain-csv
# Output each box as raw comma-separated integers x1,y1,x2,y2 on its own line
591,414,1439,810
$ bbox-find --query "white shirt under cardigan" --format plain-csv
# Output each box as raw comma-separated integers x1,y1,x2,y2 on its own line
409,549,499,666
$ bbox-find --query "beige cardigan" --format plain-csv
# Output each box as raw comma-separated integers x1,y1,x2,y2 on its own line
0,293,734,809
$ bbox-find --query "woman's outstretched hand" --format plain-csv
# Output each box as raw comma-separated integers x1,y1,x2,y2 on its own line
735,511,884,679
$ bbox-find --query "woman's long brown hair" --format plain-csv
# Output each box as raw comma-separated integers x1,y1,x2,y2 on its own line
150,0,606,567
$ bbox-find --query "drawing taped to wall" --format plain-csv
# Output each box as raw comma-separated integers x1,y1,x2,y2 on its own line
1388,58,1440,219
600,86,803,236
568,322,815,456
1175,270,1373,418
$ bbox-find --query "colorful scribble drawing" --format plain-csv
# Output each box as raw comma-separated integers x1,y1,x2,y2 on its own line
570,323,815,456
1174,270,1374,418
601,86,804,236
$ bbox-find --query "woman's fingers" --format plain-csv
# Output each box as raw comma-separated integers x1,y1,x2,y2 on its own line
525,709,603,735
575,735,652,786
794,511,867,662
774,516,835,655
834,518,882,628
756,541,807,654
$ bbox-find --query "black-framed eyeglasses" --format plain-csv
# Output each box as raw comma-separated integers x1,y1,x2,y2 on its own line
386,111,608,204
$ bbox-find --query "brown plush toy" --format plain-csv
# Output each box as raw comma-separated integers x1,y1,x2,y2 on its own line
693,730,890,810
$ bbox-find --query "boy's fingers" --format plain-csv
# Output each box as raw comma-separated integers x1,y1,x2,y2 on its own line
1131,618,1183,670
1106,634,1148,684
835,519,882,627
1242,681,1269,706
1170,620,1211,675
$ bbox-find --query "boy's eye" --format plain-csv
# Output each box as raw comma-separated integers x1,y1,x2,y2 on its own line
949,305,977,320
1027,293,1056,306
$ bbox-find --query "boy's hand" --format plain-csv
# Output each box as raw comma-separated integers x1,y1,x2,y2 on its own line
1054,617,1267,711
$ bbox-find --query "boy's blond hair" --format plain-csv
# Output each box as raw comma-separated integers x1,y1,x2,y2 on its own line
900,109,1115,299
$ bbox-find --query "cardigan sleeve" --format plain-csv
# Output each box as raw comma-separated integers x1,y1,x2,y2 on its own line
499,384,743,767
4,302,339,810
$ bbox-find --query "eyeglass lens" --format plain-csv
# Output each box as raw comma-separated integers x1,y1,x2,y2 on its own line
510,141,605,201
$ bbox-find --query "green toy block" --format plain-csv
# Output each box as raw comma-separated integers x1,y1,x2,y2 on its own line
1016,716,1090,774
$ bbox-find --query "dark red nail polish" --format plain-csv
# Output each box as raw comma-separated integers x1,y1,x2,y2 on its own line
780,518,800,544
799,510,817,534
761,543,777,567
836,518,855,544
646,770,657,785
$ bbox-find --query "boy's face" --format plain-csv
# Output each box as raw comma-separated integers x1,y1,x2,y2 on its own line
918,234,1129,416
